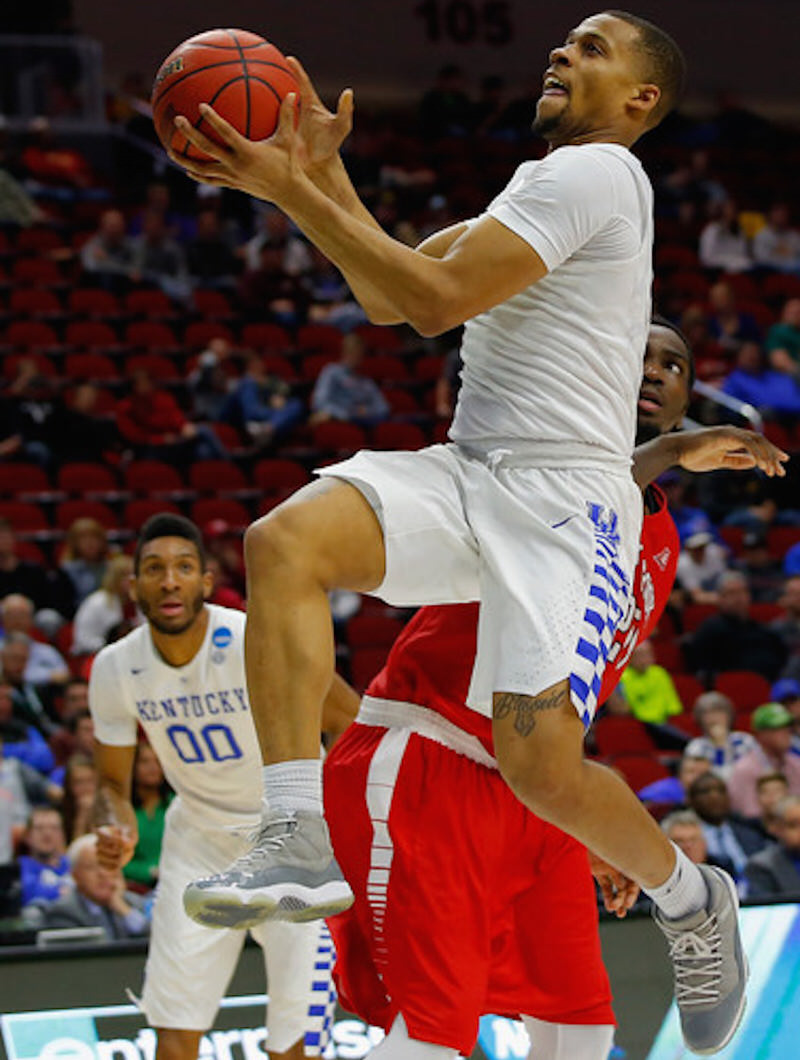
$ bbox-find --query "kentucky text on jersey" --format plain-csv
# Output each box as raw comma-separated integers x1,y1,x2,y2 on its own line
134,687,248,723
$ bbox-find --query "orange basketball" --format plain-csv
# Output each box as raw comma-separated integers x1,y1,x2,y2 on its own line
151,28,298,160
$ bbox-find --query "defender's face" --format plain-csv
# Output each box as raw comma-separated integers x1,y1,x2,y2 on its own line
636,324,692,442
133,536,211,636
535,14,648,143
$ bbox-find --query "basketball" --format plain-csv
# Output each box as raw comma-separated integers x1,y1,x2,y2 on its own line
151,28,298,160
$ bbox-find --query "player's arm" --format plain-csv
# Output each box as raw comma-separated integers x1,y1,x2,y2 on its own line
632,426,788,490
92,741,139,872
171,102,547,336
321,671,361,748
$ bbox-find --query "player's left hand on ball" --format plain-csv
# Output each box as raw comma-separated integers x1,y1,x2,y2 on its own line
677,425,788,476
588,852,640,918
170,96,302,204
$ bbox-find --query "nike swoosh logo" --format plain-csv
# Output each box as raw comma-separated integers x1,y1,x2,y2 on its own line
131,668,145,675
551,515,576,530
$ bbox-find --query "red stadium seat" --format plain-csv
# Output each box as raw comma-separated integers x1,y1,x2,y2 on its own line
11,258,62,285
713,671,772,712
65,320,119,348
9,288,62,315
261,354,299,383
669,711,702,740
592,716,658,758
652,639,686,673
124,498,182,530
4,320,58,347
188,460,249,494
184,320,235,348
655,245,699,270
190,498,251,529
3,352,57,380
749,602,784,624
240,322,292,352
124,289,174,317
413,354,445,382
671,673,706,711
210,423,245,449
719,526,745,556
15,227,64,253
125,321,178,349
311,421,367,453
385,389,422,416
64,352,119,382
767,526,800,559
252,459,310,495
354,324,404,352
682,603,718,632
371,421,428,450
359,355,409,383
296,324,343,356
125,353,179,382
57,463,118,495
55,499,118,532
123,461,186,495
300,352,339,381
611,753,671,792
0,464,50,496
760,273,800,302
68,289,121,317
0,501,50,532
192,289,233,317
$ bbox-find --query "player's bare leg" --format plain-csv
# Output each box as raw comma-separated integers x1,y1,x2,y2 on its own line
493,682,748,1056
184,479,385,927
155,1029,304,1060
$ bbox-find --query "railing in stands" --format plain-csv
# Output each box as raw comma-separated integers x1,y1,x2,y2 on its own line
0,34,106,130
692,379,764,434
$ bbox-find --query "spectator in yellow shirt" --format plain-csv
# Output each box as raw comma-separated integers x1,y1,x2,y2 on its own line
620,639,684,724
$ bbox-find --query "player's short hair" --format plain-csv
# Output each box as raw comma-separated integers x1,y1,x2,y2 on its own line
651,313,695,391
604,11,686,126
134,513,206,573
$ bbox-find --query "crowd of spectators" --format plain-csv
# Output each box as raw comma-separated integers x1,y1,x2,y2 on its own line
1,72,800,933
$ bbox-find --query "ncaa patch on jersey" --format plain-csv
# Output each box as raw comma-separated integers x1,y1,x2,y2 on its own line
212,627,233,650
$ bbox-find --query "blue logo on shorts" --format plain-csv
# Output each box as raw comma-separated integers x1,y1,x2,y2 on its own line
212,627,233,649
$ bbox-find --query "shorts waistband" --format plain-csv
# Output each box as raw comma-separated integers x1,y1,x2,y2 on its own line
358,695,498,769
454,440,632,474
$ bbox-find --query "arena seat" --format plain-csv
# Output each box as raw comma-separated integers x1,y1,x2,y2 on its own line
359,355,409,383
610,753,671,792
349,646,392,692
0,501,50,532
124,498,182,530
64,352,119,382
192,289,234,318
55,499,118,532
125,353,179,382
65,320,119,348
354,324,404,352
3,352,57,380
57,464,119,496
11,258,62,286
0,464,50,496
311,421,367,454
67,289,121,318
346,613,407,649
123,461,186,496
713,670,772,711
252,459,310,495
682,603,718,632
671,673,706,711
296,324,343,356
371,421,428,450
260,354,299,382
188,460,249,495
385,389,422,416
592,716,659,758
413,354,445,382
15,227,65,253
652,639,685,673
125,321,178,349
767,526,800,558
124,289,174,317
240,322,292,352
300,351,339,381
184,320,235,348
191,498,251,529
5,320,58,347
9,289,62,315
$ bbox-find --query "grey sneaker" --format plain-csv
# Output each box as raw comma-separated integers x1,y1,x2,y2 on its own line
653,864,749,1056
183,812,354,929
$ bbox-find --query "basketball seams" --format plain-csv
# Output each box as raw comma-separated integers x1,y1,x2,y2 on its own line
152,58,293,110
227,30,251,141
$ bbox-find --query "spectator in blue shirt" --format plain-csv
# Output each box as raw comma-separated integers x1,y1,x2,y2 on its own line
219,353,304,446
0,681,54,774
723,341,800,419
311,332,390,428
19,806,71,906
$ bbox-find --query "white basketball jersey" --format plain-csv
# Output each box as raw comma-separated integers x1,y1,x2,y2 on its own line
90,605,262,828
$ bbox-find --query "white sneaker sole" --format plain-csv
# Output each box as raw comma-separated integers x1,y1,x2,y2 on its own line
686,868,750,1057
183,879,354,929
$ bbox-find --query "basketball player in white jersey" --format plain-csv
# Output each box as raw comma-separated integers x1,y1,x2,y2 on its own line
172,14,747,1054
89,514,358,1060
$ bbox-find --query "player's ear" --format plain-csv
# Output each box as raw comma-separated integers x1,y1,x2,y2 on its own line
202,567,214,599
628,82,660,122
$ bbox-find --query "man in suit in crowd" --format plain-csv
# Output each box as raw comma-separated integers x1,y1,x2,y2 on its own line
687,771,769,886
745,795,800,898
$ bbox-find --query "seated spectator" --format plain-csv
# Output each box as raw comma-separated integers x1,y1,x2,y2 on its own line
765,298,800,376
744,795,800,898
618,640,684,739
728,703,800,819
50,384,119,465
60,519,110,607
60,754,97,843
0,732,60,850
732,531,785,603
241,205,311,275
418,63,474,139
698,198,752,273
0,520,71,621
706,280,761,354
638,752,712,808
660,809,733,873
687,772,769,885
752,203,800,273
0,594,69,686
657,471,712,545
71,555,135,656
237,242,309,325
185,208,240,286
219,353,304,446
79,208,135,283
676,529,729,604
685,691,757,780
0,357,56,467
311,332,390,428
685,571,787,681
1,634,59,738
18,806,71,906
304,248,366,332
0,681,54,774
117,371,226,463
756,772,790,837
36,833,149,938
771,577,800,684
124,742,172,890
130,209,189,300
723,341,800,419
20,117,94,190
50,707,94,785
187,338,236,422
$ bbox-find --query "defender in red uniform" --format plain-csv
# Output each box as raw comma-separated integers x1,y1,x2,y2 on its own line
324,321,786,1060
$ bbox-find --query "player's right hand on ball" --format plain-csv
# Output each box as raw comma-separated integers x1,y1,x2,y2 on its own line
96,824,136,871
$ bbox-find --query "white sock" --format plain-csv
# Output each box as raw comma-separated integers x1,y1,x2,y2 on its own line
262,759,322,817
644,843,710,921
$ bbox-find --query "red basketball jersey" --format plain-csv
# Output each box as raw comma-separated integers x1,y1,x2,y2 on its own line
365,486,678,754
